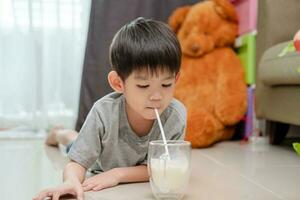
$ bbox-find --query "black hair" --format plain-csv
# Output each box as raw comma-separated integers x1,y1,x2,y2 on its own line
109,17,181,80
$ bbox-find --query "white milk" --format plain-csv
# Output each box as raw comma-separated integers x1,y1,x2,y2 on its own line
150,158,190,192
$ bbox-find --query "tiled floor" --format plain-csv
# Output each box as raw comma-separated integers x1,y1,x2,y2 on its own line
0,130,299,200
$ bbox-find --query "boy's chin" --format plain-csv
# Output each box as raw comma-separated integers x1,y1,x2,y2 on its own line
141,111,157,120
142,110,163,120
142,114,156,120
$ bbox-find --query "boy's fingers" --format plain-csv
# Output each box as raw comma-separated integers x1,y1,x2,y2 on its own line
33,189,52,200
52,192,60,200
82,178,93,186
82,186,90,192
92,184,104,191
83,183,95,192
77,196,84,200
83,175,99,185
76,190,84,200
75,185,84,200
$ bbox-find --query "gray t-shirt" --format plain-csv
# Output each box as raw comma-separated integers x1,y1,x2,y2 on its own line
68,92,186,173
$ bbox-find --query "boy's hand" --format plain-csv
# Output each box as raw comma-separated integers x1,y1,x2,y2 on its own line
82,169,121,191
33,180,84,200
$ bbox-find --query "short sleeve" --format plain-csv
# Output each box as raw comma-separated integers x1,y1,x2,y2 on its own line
163,101,187,141
68,105,103,169
170,125,186,140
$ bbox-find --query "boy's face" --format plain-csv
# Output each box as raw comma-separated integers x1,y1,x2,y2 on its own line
122,69,178,120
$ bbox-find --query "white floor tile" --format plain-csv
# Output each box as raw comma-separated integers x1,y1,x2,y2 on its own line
0,134,299,200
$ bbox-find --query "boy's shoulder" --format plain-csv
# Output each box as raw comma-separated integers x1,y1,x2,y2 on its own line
166,98,187,123
93,92,123,112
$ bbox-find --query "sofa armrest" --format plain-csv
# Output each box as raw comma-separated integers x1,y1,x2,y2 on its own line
256,0,300,63
258,42,300,86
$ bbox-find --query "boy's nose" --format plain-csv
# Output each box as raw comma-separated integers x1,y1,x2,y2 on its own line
150,92,162,101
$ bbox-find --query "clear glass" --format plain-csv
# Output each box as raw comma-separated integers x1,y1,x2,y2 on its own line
148,140,191,200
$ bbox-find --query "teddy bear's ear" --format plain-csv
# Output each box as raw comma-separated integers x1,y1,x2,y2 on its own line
212,0,238,23
168,6,190,34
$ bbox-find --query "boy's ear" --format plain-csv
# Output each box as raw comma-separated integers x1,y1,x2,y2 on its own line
175,72,180,83
108,71,124,93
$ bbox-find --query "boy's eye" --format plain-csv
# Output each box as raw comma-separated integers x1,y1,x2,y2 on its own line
137,85,149,88
162,83,172,87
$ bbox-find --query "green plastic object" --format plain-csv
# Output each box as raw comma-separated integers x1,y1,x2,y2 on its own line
293,143,300,155
278,42,295,57
236,33,256,85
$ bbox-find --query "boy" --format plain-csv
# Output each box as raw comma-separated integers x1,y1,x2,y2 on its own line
34,17,186,200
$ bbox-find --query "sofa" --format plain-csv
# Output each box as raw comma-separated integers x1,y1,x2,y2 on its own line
256,0,300,144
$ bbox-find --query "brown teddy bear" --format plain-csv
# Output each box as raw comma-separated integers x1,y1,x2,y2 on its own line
168,0,247,148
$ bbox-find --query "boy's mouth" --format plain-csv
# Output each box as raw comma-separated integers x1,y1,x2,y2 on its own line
146,106,161,109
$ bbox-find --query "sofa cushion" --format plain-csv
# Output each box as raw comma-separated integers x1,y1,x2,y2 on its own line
258,41,300,86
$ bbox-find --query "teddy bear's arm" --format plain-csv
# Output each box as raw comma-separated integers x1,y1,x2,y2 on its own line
168,6,190,34
215,49,247,125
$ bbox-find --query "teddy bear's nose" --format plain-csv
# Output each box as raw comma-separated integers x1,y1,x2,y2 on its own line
191,44,200,53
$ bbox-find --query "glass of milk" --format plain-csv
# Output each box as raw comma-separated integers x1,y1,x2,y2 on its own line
148,140,191,200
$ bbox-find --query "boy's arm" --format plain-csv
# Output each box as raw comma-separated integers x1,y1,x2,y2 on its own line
82,165,149,191
33,161,87,200
116,165,149,183
63,161,87,183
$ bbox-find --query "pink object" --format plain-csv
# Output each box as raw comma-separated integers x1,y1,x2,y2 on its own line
231,0,257,35
294,30,300,52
